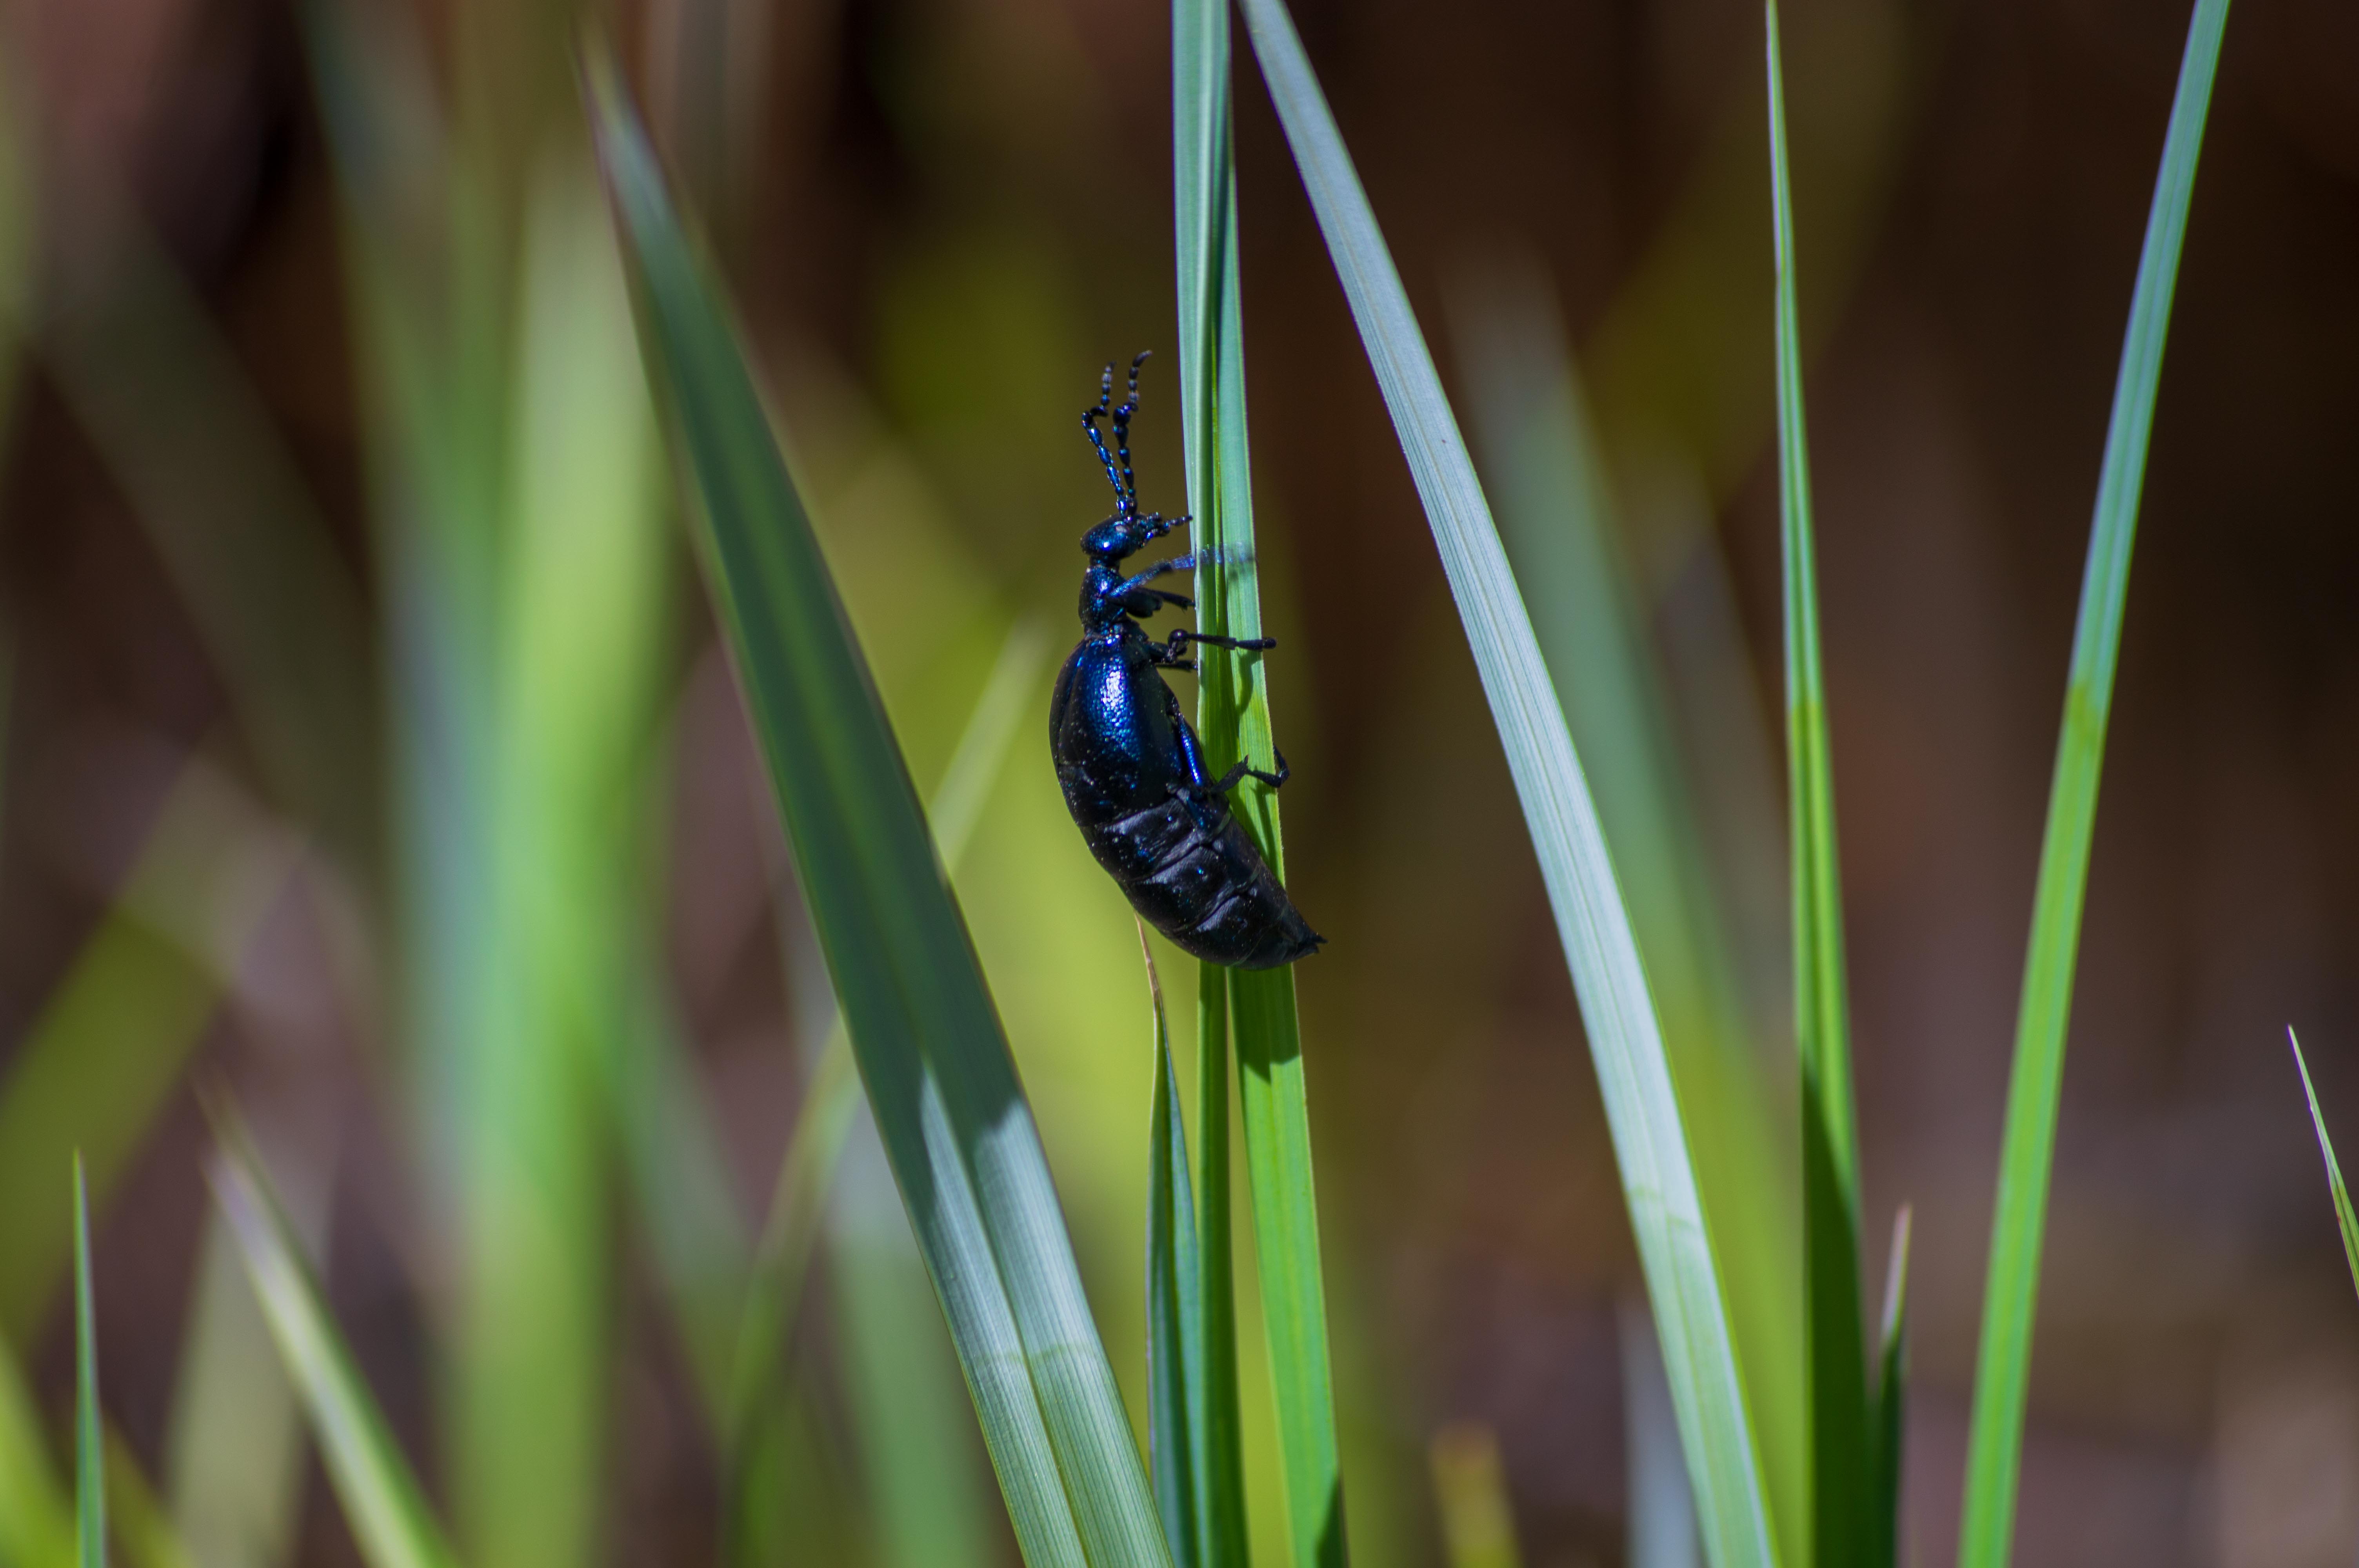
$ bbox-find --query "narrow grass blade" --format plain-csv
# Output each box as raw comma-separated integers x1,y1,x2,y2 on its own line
589,60,1170,1567
1428,1424,1523,1568
1766,9,1868,1564
1238,3,1776,1563
210,1123,461,1568
2290,1031,2359,1298
75,1157,105,1568
1144,933,1203,1568
1868,1208,1910,1568
1956,4,2230,1561
1175,1,1325,1561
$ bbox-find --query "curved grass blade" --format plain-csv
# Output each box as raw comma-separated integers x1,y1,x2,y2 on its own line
1174,2,1322,1561
587,59,1170,1568
1868,1208,1910,1568
1143,933,1203,1568
1449,265,1803,1564
209,1124,461,1568
1956,4,2230,1561
2290,1031,2359,1299
1765,10,1867,1564
1236,3,1774,1561
75,1157,104,1568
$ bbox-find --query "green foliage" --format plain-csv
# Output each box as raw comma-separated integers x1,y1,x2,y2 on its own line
1957,4,2231,1562
589,59,1170,1567
1233,0,1776,1561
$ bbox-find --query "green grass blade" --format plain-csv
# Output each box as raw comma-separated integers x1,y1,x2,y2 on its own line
1237,4,1775,1562
1175,2,1327,1561
75,1157,105,1568
1620,1300,1701,1568
1144,935,1203,1568
588,60,1170,1568
100,1432,193,1568
1765,9,1868,1565
2290,1031,2359,1298
1428,1424,1523,1568
1868,1208,1910,1568
1956,4,2229,1561
210,1123,461,1568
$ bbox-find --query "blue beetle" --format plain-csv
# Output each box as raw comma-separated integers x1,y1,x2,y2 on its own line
1049,353,1324,969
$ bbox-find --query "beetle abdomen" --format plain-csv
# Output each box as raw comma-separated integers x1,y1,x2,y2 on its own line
1098,793,1323,970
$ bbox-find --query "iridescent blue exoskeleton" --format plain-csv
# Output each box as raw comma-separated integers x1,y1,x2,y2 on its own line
1048,352,1324,969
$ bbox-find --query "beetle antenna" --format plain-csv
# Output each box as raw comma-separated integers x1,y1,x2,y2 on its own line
1081,363,1130,516
1112,350,1149,512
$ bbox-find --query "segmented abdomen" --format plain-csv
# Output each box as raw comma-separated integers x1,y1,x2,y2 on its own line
1095,794,1322,970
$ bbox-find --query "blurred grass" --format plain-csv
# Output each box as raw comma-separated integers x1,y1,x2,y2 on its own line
1956,3,2229,1561
212,1121,460,1568
0,757,296,1343
1426,1425,1521,1568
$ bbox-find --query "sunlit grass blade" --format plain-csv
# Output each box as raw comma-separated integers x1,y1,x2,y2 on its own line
1449,264,1802,1563
1868,1207,1910,1568
588,59,1170,1567
1143,933,1203,1568
1174,1,1321,1561
1428,1424,1523,1568
2290,1031,2359,1298
1236,2,1775,1561
75,1157,104,1568
210,1120,461,1568
1765,9,1868,1564
1956,3,2230,1561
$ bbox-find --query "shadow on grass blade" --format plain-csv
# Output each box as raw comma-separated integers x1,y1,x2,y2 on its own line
1869,1207,1910,1568
586,56,1169,1568
1143,931,1203,1568
1237,2,1773,1562
1957,4,2230,1562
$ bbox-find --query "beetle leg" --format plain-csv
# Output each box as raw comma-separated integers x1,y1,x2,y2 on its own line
1168,627,1276,655
1210,751,1289,795
1170,710,1216,791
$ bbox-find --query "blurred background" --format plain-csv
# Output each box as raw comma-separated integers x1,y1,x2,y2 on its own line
0,0,2354,1564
